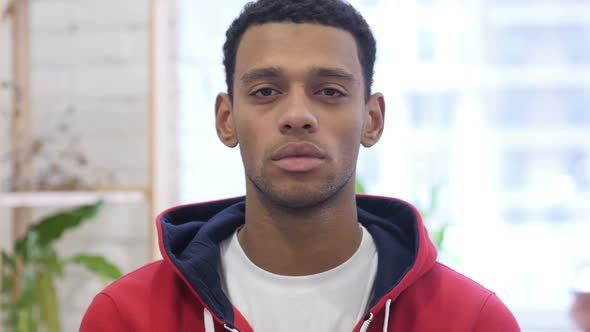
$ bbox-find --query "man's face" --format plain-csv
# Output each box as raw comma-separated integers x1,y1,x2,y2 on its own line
216,23,384,209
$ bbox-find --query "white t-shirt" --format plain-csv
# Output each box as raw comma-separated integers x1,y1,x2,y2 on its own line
219,224,378,332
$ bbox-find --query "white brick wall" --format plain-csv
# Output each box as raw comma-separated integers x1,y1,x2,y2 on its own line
31,0,153,328
30,0,148,33
0,0,164,330
28,0,151,189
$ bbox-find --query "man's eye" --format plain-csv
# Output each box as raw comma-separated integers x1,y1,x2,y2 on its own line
318,88,346,97
251,88,277,97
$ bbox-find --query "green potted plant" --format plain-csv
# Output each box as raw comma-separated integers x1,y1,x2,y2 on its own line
0,201,122,332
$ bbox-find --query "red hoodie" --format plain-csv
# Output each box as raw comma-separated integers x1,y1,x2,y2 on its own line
80,195,520,331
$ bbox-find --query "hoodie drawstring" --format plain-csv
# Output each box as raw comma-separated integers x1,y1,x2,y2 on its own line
224,323,240,331
383,298,392,332
360,298,392,332
204,300,391,332
359,312,374,332
203,308,240,332
203,308,215,332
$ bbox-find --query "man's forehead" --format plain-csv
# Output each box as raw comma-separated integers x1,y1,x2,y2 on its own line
234,23,362,79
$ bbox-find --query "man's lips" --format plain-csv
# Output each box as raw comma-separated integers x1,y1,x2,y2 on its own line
271,142,326,172
271,142,326,160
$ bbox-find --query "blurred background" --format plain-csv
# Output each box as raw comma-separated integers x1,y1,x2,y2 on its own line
1,0,589,331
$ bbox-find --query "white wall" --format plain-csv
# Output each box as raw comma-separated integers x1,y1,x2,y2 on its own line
0,0,162,330
32,0,153,329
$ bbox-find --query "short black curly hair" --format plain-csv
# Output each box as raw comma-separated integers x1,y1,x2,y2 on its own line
223,0,377,101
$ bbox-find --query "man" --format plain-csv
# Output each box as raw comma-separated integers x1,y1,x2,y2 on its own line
81,0,520,331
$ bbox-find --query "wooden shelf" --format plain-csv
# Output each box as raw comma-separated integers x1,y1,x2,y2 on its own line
0,190,148,207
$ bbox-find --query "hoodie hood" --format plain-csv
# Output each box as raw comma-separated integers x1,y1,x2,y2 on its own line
156,195,437,330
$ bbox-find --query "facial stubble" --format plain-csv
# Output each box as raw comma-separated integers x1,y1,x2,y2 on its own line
246,162,355,211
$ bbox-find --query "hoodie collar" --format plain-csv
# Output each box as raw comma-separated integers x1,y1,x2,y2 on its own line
157,195,437,328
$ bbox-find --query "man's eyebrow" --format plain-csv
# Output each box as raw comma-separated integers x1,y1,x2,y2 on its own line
311,67,357,83
240,67,283,84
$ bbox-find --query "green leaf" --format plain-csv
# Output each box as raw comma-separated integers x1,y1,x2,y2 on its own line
68,254,122,281
17,271,38,309
16,201,103,254
37,271,61,332
12,270,39,332
1,273,14,294
429,223,448,251
1,250,15,294
1,250,16,270
418,186,439,219
14,230,40,265
0,301,14,315
1,284,18,328
16,306,37,332
429,185,440,212
355,179,366,194
37,248,64,278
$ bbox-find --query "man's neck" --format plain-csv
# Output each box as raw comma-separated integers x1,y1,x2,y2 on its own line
238,184,362,276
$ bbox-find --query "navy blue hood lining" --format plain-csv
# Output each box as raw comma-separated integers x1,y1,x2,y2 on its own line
160,197,245,324
356,196,419,307
160,196,424,325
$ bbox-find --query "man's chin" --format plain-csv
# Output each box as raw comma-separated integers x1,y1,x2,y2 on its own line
248,173,348,210
268,193,333,210
261,183,342,210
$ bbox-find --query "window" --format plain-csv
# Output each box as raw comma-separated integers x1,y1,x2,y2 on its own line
490,87,590,127
489,24,590,65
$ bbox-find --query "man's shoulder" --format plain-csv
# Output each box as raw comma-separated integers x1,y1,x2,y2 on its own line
425,262,494,299
401,262,503,316
400,262,520,330
100,259,184,302
89,260,197,317
81,260,207,331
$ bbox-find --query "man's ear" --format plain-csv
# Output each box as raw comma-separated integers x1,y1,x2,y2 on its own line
361,93,385,147
215,93,238,147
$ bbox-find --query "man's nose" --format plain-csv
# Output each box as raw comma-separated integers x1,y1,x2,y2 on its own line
277,91,318,135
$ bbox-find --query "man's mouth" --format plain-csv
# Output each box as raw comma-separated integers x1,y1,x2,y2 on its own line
271,142,326,172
